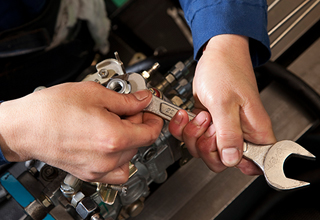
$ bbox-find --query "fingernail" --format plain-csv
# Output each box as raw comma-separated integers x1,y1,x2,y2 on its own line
222,148,240,166
173,111,183,125
133,89,150,101
193,111,207,126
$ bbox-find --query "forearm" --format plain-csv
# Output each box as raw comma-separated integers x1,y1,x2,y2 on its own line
179,0,270,67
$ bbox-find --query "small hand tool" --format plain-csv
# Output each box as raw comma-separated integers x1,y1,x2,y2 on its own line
127,72,316,191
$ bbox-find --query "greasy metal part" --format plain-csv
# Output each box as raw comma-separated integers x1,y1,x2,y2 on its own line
270,0,320,48
268,0,310,36
243,141,315,190
114,51,126,74
129,162,138,177
142,62,160,79
98,69,109,78
106,78,131,94
123,199,145,218
82,53,125,84
76,197,99,220
71,192,85,208
98,162,137,205
156,61,186,92
107,185,128,196
98,183,118,205
60,174,82,200
91,213,104,220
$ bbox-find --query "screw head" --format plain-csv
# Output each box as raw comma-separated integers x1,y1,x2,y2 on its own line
98,69,109,78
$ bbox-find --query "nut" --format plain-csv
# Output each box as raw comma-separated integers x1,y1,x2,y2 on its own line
76,197,98,219
71,192,85,207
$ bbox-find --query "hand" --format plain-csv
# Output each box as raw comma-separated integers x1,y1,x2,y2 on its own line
0,82,163,184
169,34,276,175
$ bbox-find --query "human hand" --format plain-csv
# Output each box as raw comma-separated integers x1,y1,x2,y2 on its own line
0,82,163,184
169,34,276,175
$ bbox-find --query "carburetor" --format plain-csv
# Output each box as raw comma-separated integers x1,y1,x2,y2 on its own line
6,53,196,220
75,52,195,219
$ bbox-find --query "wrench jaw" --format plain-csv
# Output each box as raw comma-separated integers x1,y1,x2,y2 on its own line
264,169,311,191
263,140,316,191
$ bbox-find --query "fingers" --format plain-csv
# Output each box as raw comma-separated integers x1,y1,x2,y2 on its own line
236,159,263,176
97,163,130,184
209,100,244,167
196,125,227,172
169,110,227,173
182,111,211,157
169,110,211,157
102,89,153,116
168,110,190,141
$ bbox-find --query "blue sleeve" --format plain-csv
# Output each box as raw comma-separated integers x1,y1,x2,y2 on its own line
0,101,9,165
179,0,270,67
0,147,9,165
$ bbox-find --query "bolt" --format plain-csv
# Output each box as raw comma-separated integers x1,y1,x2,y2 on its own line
144,148,156,161
71,192,85,207
107,184,128,196
76,197,99,219
42,196,52,208
90,213,103,220
142,62,160,79
98,69,109,78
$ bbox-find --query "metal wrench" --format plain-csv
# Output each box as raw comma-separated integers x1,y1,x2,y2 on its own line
127,72,316,190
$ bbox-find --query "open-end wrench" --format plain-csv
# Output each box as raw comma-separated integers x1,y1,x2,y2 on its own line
127,72,316,191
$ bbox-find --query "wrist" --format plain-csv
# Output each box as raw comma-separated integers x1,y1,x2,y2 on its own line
0,100,23,163
203,34,251,63
0,101,9,164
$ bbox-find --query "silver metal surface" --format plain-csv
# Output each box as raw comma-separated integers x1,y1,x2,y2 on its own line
270,0,320,48
269,0,320,60
268,0,282,11
268,0,310,36
243,141,315,190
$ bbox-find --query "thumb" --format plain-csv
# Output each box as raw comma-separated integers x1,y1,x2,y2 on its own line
105,89,152,116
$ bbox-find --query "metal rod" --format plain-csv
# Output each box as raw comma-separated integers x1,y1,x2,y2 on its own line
271,0,320,48
268,0,310,36
268,0,281,11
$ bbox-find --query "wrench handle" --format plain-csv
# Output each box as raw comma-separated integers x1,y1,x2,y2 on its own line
144,95,196,121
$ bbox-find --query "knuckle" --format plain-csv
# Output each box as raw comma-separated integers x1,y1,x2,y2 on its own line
217,130,241,142
105,137,127,153
84,173,101,182
148,131,160,145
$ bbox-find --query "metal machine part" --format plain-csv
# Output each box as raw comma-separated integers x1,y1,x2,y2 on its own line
0,51,194,220
1,54,193,220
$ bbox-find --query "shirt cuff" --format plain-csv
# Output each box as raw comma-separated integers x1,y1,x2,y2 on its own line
180,0,271,67
0,101,9,165
0,147,9,165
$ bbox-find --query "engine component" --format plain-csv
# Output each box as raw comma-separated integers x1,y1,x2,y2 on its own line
0,53,195,220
